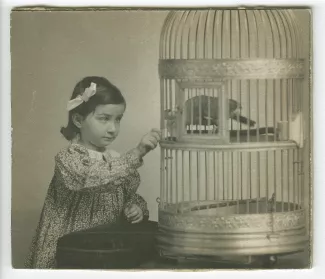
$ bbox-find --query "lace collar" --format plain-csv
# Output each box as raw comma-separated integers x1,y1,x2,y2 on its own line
71,134,120,161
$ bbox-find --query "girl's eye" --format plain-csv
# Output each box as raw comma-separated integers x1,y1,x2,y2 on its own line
98,117,109,121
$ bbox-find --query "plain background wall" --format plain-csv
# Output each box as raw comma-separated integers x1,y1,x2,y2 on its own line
11,10,168,268
11,9,311,268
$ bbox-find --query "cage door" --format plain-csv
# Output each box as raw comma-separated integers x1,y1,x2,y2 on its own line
176,81,229,143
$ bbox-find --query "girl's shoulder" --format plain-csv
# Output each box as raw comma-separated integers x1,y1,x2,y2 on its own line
55,144,121,165
55,143,90,164
58,143,89,155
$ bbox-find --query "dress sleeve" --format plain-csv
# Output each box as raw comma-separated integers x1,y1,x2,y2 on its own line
55,144,143,193
123,173,149,218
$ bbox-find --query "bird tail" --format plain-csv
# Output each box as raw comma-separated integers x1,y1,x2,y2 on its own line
231,115,256,127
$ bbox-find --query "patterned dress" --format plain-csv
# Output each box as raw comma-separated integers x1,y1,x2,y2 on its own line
24,143,148,269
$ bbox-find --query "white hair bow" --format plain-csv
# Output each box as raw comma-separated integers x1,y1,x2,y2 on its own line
67,82,97,111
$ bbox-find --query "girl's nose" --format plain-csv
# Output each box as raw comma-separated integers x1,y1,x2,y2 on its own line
107,122,116,133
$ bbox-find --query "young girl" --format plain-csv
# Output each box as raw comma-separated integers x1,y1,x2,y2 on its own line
24,76,161,269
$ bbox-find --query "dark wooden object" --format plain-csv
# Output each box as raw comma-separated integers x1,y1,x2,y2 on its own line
56,218,158,269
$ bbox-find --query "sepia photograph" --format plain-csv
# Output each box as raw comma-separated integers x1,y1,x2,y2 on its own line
10,6,312,270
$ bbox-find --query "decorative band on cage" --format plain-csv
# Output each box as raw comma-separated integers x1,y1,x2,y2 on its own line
159,59,305,80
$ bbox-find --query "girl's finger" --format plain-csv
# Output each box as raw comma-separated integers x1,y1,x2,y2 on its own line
131,215,143,224
152,135,160,143
144,141,155,150
146,138,156,145
148,138,158,147
125,206,135,214
129,215,140,222
151,132,161,141
126,207,137,215
150,136,159,144
127,210,139,218
150,131,161,141
124,206,132,213
127,205,137,212
129,208,142,218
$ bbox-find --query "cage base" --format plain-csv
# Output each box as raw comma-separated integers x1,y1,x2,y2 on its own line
157,201,308,258
156,227,307,257
156,252,287,268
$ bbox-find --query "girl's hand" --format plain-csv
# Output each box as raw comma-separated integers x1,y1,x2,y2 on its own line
136,128,161,158
124,204,143,224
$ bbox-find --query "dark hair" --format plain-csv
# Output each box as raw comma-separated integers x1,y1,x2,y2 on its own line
60,76,126,141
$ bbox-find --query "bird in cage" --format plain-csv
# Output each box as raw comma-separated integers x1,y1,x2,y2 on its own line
184,95,256,133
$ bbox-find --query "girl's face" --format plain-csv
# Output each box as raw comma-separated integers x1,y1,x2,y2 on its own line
78,103,126,151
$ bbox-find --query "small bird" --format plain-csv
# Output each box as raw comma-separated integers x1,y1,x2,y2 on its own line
184,95,256,129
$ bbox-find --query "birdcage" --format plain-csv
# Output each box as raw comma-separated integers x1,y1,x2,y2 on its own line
156,8,308,267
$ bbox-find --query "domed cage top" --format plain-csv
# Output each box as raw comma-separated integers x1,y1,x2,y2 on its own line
157,8,307,263
159,9,304,145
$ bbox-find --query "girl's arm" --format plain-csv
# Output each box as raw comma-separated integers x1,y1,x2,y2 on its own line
55,144,143,193
122,174,149,219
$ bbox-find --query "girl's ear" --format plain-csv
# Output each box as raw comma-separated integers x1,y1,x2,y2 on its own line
72,113,84,129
